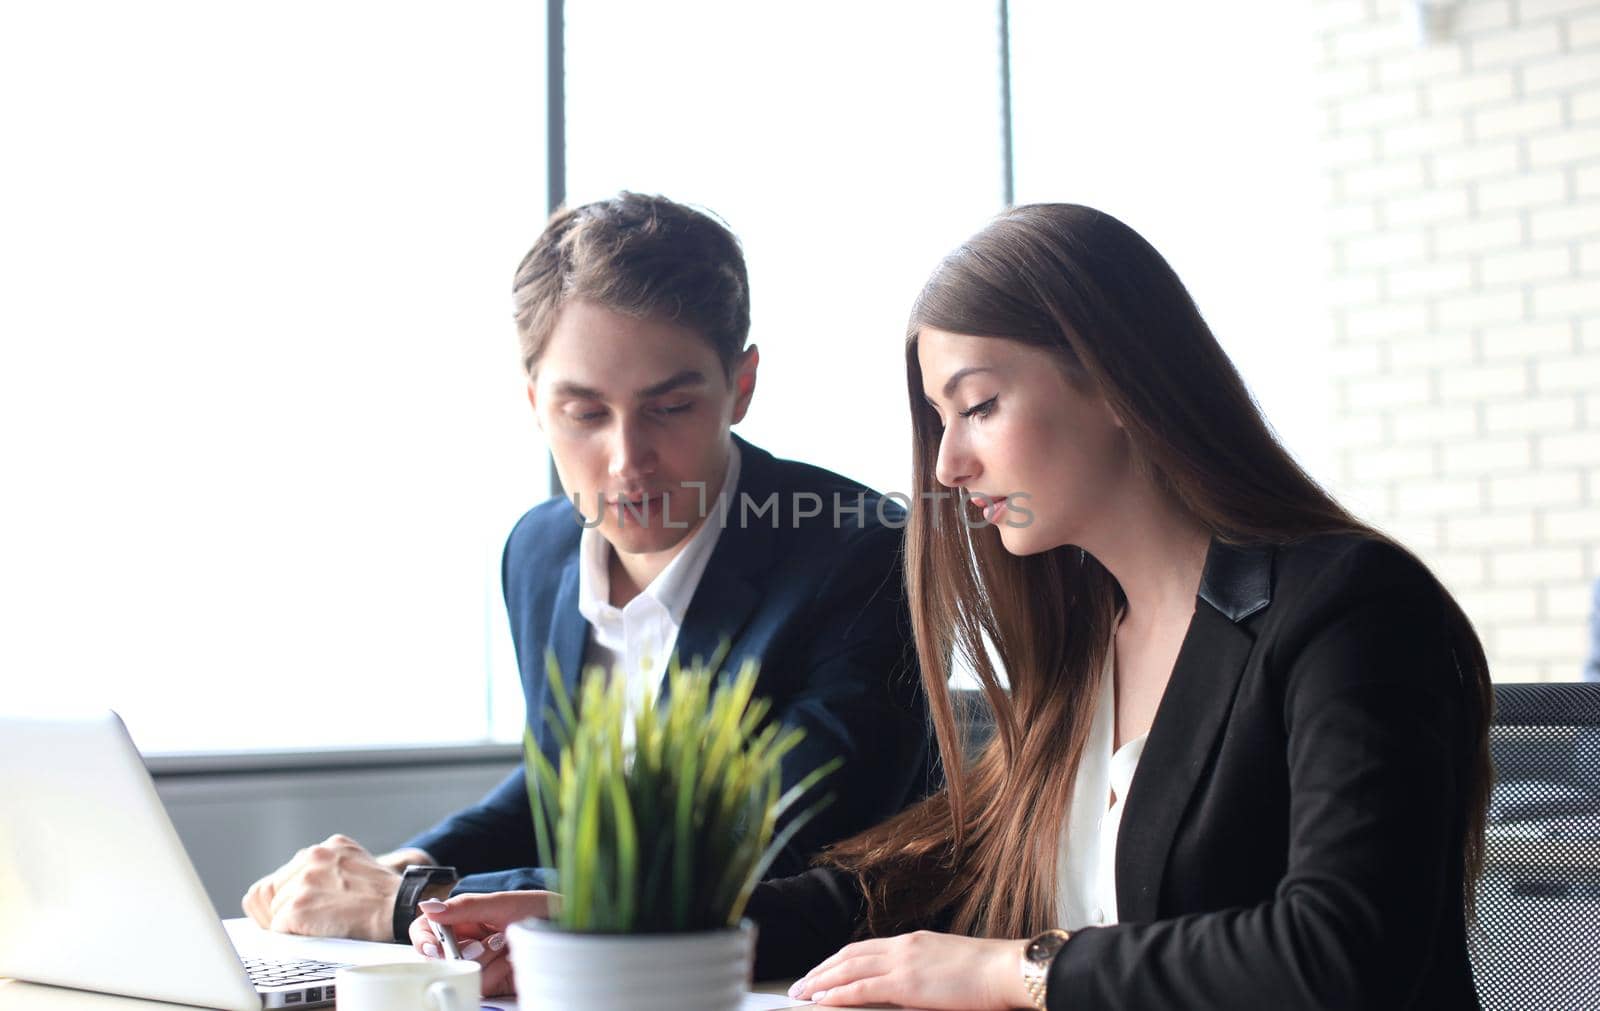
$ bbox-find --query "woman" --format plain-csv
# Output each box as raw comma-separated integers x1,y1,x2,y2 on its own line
414,204,1492,1009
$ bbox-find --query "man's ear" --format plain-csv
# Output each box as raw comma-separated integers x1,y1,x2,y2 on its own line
730,345,759,425
526,378,544,432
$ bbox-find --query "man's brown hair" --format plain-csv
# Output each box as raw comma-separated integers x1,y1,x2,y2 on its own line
512,192,751,376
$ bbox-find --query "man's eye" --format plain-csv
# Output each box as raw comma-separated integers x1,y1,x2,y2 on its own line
655,402,693,416
569,408,606,423
958,396,997,420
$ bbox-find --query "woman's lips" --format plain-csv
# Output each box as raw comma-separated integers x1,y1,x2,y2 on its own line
969,493,1009,525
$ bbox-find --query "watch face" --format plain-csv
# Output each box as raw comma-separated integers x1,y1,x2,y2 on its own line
1026,931,1068,962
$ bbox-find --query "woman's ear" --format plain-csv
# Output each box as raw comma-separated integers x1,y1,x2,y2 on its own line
730,345,759,424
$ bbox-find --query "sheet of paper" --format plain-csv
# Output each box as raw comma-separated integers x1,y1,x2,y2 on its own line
741,994,814,1009
477,994,810,1010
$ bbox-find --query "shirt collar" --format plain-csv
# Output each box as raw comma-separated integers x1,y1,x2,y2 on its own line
576,441,742,627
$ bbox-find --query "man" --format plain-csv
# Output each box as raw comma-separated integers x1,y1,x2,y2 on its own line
241,193,928,941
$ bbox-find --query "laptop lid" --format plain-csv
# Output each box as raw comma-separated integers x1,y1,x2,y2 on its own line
0,710,262,1011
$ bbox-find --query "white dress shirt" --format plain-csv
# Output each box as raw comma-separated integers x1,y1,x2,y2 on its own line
576,443,741,723
1055,619,1149,931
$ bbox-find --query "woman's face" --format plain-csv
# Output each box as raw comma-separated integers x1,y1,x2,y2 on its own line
916,327,1132,556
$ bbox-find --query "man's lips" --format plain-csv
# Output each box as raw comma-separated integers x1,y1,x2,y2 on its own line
605,493,658,505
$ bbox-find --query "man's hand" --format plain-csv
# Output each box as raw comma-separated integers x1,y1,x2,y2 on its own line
376,846,437,873
240,834,409,941
410,891,559,997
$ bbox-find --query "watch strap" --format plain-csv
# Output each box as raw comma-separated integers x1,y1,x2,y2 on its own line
392,864,457,943
1020,928,1071,1010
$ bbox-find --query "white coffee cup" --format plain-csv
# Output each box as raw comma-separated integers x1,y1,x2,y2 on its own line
334,960,481,1011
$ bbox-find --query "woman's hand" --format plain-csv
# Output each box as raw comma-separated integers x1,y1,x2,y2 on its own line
409,890,558,997
788,931,1033,1010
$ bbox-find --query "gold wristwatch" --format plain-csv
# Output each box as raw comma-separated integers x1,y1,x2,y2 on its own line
1020,928,1071,1010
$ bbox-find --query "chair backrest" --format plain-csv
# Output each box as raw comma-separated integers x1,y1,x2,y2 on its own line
951,682,1600,1009
1470,682,1600,1011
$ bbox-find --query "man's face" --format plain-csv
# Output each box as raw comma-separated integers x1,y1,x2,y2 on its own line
530,300,757,558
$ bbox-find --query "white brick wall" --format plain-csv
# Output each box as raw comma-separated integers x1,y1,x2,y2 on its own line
1317,0,1600,682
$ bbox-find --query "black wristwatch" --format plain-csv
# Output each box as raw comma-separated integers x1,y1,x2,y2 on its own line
392,864,458,943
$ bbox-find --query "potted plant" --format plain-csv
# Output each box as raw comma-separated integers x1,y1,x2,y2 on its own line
506,654,837,1011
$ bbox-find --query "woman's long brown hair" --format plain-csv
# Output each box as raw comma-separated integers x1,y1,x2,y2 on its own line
822,203,1493,940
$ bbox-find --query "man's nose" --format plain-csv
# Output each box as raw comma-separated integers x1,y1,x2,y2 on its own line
609,417,657,482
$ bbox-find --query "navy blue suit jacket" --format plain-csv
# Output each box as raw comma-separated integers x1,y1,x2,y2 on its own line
405,437,930,893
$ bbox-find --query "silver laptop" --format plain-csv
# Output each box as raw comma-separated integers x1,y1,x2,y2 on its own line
0,710,352,1009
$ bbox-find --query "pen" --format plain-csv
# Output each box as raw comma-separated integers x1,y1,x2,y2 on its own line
428,916,463,960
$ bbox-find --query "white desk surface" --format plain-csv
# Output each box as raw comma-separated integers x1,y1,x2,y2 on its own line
0,920,907,1011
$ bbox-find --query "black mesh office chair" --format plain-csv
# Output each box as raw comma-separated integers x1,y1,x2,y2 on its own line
1471,682,1600,1010
951,682,1600,1007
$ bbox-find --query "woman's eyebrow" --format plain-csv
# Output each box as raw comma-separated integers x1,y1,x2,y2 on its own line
942,366,996,398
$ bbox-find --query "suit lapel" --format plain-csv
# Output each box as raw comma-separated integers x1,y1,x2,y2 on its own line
672,564,762,674
668,437,778,689
538,555,585,762
1114,540,1274,924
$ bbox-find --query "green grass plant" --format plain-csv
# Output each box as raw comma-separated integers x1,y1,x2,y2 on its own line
524,652,838,933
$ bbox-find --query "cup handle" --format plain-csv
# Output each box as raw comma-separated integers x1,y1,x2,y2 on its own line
425,979,470,1011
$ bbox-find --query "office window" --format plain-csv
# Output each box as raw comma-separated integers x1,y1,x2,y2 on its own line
0,2,551,751
1008,0,1600,682
1008,0,1332,481
563,0,1008,498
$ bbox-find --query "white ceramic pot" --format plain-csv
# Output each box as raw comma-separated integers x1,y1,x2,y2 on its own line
506,917,755,1011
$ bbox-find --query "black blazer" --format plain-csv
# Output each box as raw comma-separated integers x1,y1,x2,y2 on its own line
749,534,1480,1009
405,437,931,893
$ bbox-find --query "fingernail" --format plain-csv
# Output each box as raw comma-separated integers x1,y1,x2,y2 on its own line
486,932,506,951
788,979,807,997
422,943,440,958
418,899,448,913
460,940,485,960
812,989,830,1001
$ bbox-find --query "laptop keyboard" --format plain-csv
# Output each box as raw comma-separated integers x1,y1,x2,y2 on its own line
241,955,347,991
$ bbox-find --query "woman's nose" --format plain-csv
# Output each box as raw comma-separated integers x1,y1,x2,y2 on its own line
934,429,977,490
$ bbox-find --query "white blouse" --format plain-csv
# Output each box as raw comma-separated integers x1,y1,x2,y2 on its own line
1054,624,1148,930
576,443,742,718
